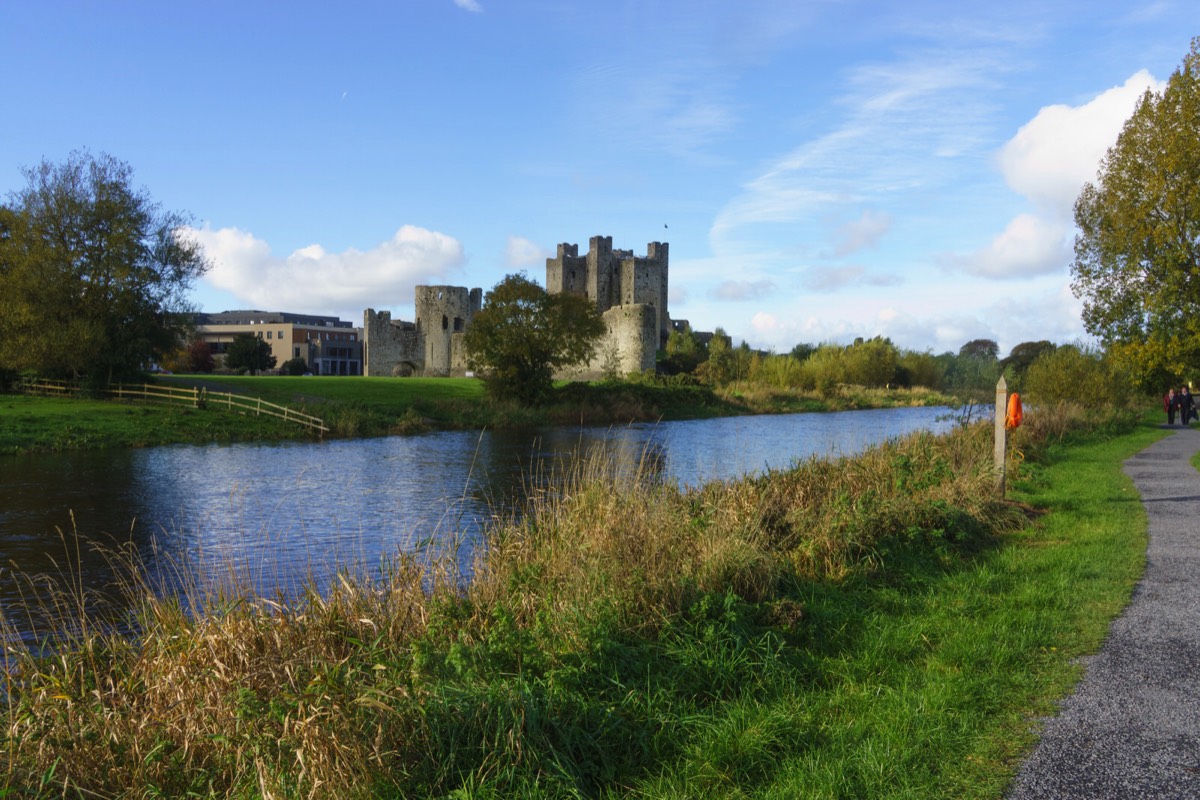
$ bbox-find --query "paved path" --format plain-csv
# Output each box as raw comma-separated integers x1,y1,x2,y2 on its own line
1007,425,1200,799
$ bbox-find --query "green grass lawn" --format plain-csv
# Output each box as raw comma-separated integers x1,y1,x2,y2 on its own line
0,394,304,453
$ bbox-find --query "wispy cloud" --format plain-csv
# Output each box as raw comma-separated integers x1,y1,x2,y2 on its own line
711,279,777,301
189,224,465,319
803,265,903,292
833,209,893,257
711,43,1004,250
453,0,483,13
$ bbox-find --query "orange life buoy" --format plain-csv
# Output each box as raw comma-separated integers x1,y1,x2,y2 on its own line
1005,392,1023,430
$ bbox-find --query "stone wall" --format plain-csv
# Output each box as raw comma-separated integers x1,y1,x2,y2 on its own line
414,285,482,376
362,309,422,376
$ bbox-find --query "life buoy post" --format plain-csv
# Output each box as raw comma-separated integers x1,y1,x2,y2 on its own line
994,377,1009,496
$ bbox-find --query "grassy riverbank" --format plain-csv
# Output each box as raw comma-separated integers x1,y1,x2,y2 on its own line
0,401,1159,797
0,375,953,454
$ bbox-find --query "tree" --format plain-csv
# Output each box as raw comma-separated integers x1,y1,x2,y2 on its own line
463,273,605,404
1072,37,1200,382
959,339,999,360
225,334,277,375
0,151,209,386
185,339,215,373
658,323,707,375
1001,340,1057,389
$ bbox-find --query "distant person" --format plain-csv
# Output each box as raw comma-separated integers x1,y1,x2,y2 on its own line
1166,387,1177,424
1181,385,1195,425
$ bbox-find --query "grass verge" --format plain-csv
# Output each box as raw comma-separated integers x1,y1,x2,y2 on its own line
0,402,1161,798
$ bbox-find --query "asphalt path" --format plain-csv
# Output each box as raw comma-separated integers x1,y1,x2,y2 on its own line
1007,424,1200,799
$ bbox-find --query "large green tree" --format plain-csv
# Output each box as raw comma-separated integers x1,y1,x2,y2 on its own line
1072,37,1200,382
225,334,277,375
463,273,606,404
0,151,208,385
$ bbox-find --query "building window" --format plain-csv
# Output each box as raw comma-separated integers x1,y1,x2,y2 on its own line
266,331,272,340
294,347,300,358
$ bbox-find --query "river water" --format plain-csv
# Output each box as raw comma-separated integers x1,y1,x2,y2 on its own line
0,406,956,643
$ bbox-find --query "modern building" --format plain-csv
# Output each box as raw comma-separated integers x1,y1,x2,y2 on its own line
193,310,363,375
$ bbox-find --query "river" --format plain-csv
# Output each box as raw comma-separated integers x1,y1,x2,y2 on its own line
0,406,958,645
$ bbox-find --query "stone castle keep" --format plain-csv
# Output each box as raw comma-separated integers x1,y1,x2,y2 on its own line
363,236,670,378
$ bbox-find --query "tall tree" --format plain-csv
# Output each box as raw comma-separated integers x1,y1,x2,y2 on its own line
225,334,277,375
463,273,605,404
1072,37,1200,381
0,151,209,385
958,339,1000,360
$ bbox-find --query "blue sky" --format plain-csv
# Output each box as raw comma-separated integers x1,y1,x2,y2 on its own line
2,2,1195,356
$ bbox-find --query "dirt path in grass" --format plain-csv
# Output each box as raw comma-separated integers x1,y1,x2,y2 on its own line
1007,424,1200,799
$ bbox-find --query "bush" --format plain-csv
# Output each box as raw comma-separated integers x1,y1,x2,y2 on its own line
1023,343,1135,408
280,357,308,376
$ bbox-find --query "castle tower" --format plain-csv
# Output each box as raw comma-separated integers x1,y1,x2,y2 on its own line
414,286,481,376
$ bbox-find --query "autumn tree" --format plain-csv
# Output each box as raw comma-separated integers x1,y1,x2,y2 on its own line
463,273,605,404
1072,37,1200,384
0,151,208,386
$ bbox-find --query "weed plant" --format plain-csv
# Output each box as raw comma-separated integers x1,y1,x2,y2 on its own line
0,399,1150,797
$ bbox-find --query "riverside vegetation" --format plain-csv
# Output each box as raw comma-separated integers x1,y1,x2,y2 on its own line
0,391,1161,798
0,373,954,455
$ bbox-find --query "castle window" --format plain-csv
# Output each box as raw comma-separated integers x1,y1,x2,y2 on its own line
442,315,449,330
454,317,464,332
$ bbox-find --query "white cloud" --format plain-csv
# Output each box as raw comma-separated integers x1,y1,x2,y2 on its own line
834,210,893,256
945,212,1070,279
998,70,1162,217
946,69,1163,281
505,235,550,268
453,0,483,13
188,224,466,319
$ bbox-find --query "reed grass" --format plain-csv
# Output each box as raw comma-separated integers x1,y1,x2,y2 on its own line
0,399,1149,797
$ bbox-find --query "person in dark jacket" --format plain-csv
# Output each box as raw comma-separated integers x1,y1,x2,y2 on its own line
1166,388,1177,424
1180,385,1195,425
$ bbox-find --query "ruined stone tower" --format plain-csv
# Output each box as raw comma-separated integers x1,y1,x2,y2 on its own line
546,236,670,375
414,285,482,377
546,236,669,348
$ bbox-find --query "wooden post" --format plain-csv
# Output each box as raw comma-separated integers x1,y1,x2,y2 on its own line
994,375,1007,497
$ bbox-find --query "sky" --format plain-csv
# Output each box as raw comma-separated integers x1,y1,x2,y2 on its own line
2,2,1196,357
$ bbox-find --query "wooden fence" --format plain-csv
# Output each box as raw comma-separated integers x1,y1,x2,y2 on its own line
17,379,329,435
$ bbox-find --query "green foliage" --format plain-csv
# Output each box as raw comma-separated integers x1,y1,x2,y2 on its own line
959,338,1000,360
658,323,708,375
0,151,208,385
1023,343,1136,408
279,356,308,376
1001,340,1057,390
464,273,606,404
1072,37,1200,384
937,350,1001,402
224,334,276,375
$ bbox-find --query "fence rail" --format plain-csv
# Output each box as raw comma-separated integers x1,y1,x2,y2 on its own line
17,379,329,435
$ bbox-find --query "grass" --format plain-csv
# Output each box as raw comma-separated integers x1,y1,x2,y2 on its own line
0,394,305,454
0,400,1161,798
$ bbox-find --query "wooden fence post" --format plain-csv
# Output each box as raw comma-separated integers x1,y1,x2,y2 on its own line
994,375,1007,497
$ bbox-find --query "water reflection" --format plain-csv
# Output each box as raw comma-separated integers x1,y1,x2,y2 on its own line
0,406,955,644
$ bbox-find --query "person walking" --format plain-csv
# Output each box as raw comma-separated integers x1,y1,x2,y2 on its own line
1166,388,1177,424
1181,386,1195,425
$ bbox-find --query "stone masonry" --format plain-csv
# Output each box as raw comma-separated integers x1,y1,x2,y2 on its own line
363,236,668,378
363,285,481,377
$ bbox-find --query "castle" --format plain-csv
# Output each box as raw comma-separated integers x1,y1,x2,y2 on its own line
363,236,670,378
